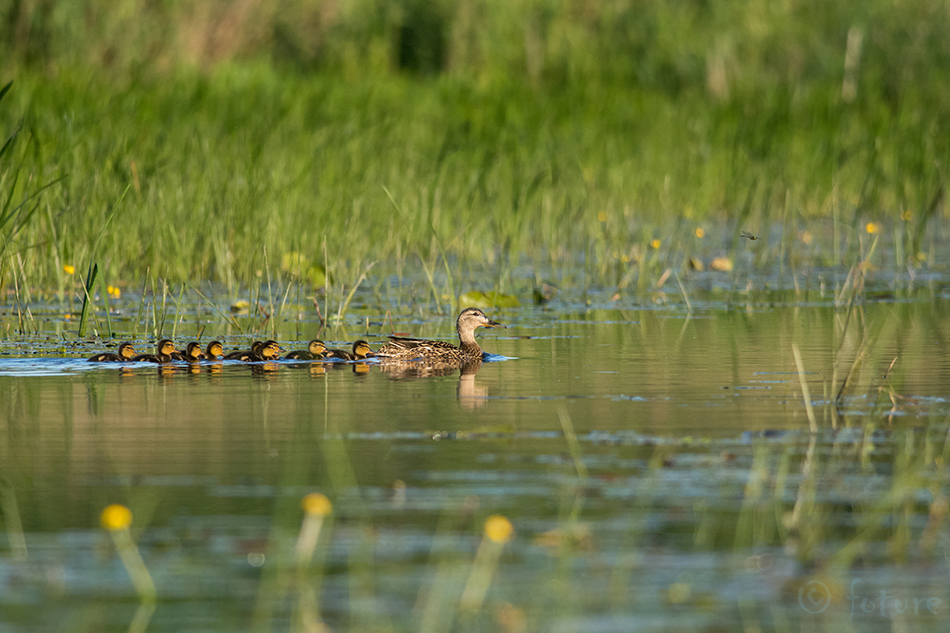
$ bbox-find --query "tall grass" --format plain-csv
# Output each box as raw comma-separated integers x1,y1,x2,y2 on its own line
1,0,948,297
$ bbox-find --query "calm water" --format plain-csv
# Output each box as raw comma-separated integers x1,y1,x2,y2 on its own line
1,297,950,632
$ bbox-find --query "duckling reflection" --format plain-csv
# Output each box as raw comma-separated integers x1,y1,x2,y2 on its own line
250,361,280,376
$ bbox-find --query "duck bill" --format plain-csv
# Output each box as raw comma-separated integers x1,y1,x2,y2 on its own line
484,318,506,329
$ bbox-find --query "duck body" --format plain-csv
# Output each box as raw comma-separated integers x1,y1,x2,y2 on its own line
88,342,136,362
376,308,504,363
131,339,178,363
327,340,374,361
285,339,328,360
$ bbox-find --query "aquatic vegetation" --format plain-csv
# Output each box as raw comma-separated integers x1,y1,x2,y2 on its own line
1,0,948,299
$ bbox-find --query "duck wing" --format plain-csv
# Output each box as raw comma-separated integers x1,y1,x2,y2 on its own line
376,336,456,355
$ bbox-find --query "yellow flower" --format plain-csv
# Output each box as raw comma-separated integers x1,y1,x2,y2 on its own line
107,285,121,299
901,210,912,221
710,256,734,272
597,211,607,223
301,493,332,516
63,265,75,275
100,504,133,531
865,222,880,235
694,228,705,239
484,514,514,544
650,239,661,249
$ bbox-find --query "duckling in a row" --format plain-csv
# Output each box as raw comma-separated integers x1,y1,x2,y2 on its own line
205,341,225,360
170,342,206,362
327,340,374,361
285,339,328,360
88,342,138,362
375,308,504,363
130,339,178,363
88,336,380,364
89,340,211,363
224,340,283,362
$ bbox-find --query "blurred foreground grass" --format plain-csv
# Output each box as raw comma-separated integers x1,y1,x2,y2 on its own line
1,0,948,297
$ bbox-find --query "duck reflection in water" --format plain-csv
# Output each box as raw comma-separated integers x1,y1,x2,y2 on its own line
456,361,488,409
377,359,489,408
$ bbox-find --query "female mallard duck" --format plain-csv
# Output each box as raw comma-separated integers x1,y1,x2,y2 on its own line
171,342,206,362
88,342,137,362
204,341,225,360
131,339,178,363
375,308,505,363
285,339,328,360
326,340,374,361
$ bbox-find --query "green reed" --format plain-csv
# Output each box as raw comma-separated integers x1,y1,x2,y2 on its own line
1,0,949,305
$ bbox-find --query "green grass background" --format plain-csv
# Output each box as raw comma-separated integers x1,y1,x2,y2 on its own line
1,0,948,294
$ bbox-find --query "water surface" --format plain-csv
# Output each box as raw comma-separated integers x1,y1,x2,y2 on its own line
1,297,949,632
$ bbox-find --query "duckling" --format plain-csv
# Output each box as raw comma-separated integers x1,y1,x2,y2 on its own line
261,340,284,360
130,339,178,363
375,308,504,363
171,342,206,362
204,341,225,360
285,339,328,360
225,340,264,361
225,340,283,362
88,342,137,362
326,340,374,361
